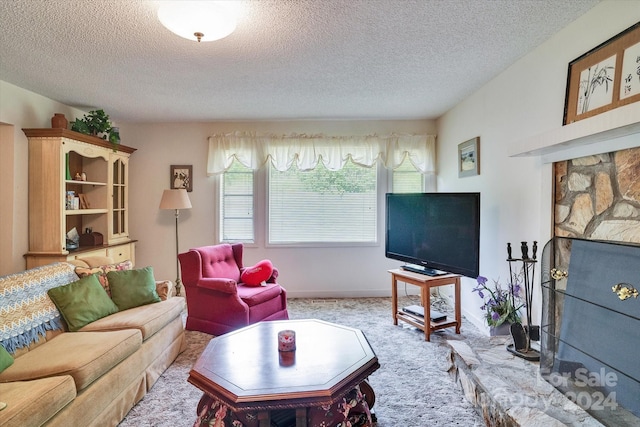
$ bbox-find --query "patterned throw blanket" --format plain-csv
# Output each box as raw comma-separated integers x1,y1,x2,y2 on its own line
0,263,77,353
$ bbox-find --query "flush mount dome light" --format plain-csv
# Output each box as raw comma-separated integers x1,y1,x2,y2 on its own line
158,1,237,42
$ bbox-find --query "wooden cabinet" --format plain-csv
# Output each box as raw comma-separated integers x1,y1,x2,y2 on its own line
23,129,137,269
65,242,136,265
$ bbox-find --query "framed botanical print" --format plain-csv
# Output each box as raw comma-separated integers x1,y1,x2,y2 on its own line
170,165,193,192
564,22,640,125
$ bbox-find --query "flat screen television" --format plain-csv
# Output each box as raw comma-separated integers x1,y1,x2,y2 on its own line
385,192,480,278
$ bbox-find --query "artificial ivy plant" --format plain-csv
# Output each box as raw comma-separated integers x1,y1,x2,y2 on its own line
71,109,120,147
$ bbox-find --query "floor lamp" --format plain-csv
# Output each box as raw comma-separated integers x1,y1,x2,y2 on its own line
159,189,192,296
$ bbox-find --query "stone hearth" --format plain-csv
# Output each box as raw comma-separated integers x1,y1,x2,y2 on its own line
447,336,603,427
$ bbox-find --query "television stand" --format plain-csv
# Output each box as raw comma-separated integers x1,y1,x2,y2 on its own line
389,269,461,341
401,264,447,276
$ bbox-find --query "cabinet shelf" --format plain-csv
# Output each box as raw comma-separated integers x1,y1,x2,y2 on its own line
65,180,107,186
65,209,108,215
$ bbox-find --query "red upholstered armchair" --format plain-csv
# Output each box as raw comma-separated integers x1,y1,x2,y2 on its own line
178,243,289,336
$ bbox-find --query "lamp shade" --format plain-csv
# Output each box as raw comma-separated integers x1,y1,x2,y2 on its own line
157,1,238,42
159,189,192,210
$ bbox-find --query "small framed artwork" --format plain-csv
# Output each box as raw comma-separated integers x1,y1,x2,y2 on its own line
170,165,193,192
564,22,640,125
458,137,480,178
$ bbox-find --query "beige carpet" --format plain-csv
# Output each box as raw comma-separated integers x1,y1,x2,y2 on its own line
118,297,485,426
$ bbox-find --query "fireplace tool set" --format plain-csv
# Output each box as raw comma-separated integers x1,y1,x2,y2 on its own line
506,241,540,361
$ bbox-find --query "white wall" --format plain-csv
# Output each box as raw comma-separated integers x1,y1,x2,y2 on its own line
436,1,640,333
119,120,436,298
0,123,15,274
0,81,87,275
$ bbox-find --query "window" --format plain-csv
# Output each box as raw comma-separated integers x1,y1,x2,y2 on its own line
268,160,377,244
392,158,424,193
213,132,434,243
220,160,254,242
219,158,428,245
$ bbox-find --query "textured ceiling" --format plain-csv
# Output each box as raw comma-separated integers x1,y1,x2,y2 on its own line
0,0,599,123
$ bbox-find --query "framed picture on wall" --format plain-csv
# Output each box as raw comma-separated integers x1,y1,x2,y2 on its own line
170,165,193,192
563,22,640,125
458,137,480,178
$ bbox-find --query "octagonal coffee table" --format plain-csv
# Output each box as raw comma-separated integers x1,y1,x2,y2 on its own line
188,319,379,427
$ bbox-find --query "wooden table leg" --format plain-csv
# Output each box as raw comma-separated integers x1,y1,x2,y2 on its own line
359,380,377,423
422,285,431,341
391,275,398,325
359,380,375,409
454,277,461,334
295,408,306,427
258,410,270,427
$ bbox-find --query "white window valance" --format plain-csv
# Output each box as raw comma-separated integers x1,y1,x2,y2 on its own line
207,132,436,175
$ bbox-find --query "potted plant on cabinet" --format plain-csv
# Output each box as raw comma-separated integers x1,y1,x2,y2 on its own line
71,109,120,149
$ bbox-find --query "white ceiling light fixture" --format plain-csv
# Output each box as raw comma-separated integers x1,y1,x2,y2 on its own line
157,1,238,42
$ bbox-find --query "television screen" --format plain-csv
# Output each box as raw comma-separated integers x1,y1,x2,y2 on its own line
385,193,480,278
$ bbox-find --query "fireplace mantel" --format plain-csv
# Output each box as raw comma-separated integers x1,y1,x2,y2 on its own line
509,102,640,163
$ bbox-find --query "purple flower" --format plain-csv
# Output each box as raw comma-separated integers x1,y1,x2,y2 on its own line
475,273,524,326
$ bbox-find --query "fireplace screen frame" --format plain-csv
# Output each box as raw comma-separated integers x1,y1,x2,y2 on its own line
540,237,640,426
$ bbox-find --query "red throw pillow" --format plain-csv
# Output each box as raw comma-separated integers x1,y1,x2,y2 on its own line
241,260,274,286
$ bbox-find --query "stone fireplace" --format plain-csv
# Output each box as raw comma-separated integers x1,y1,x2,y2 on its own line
445,107,640,426
554,147,640,241
542,146,640,425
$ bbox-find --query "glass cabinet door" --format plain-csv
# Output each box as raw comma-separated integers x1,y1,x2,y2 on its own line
110,155,129,241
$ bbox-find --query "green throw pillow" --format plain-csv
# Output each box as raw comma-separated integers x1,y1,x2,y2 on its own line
47,275,119,332
107,267,161,311
0,345,13,373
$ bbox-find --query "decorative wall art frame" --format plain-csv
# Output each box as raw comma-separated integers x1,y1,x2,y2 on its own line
564,22,640,125
170,165,193,192
458,137,480,178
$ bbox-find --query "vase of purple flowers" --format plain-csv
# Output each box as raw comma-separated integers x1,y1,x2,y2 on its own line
473,276,523,334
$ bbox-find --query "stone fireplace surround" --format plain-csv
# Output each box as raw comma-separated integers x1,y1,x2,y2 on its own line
544,145,640,425
446,111,640,426
554,147,640,242
448,147,640,426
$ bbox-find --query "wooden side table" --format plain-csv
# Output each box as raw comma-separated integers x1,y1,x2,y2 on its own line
389,269,461,341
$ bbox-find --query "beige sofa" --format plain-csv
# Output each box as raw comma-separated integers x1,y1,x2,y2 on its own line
0,258,187,427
